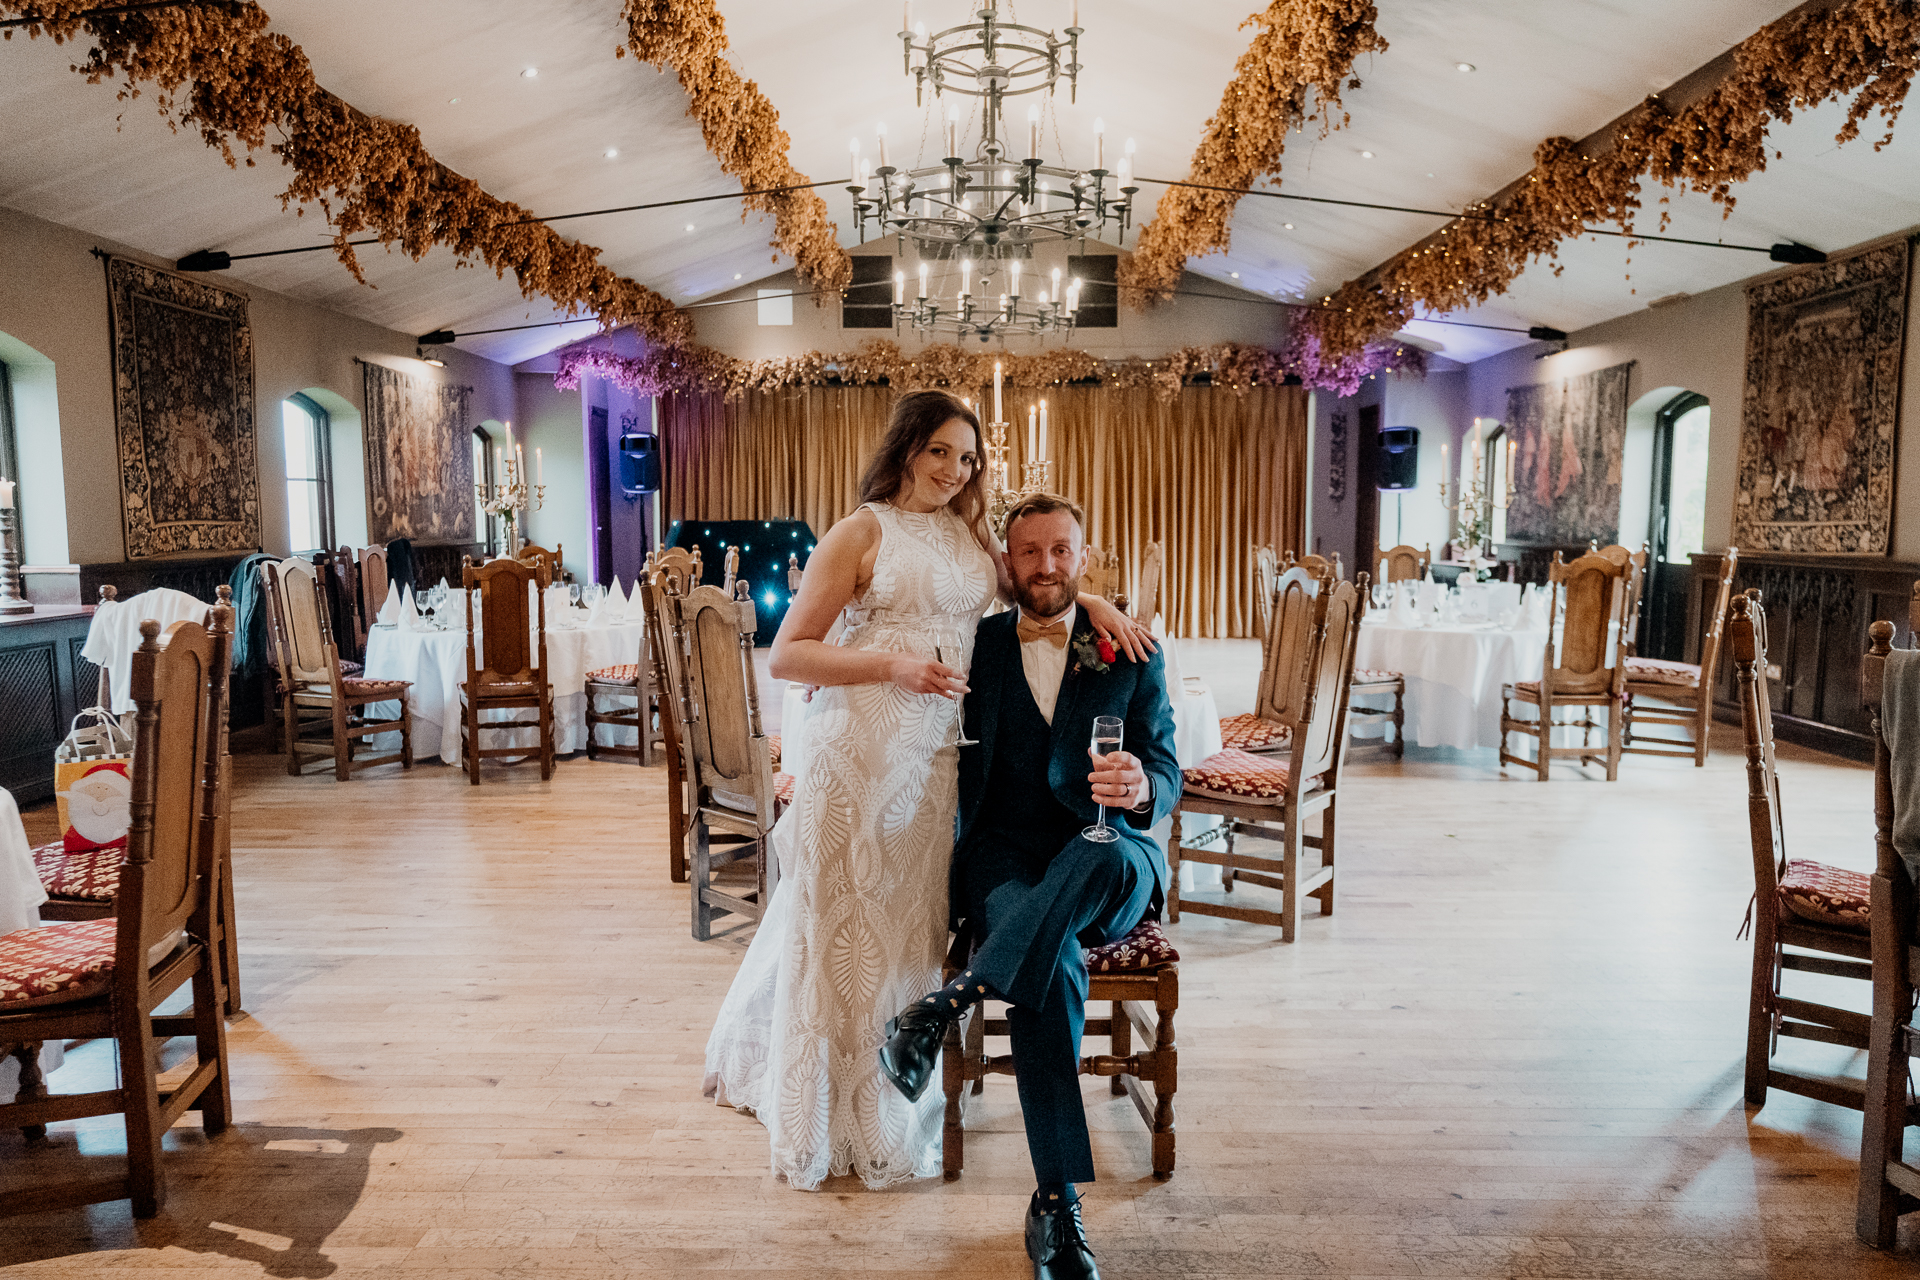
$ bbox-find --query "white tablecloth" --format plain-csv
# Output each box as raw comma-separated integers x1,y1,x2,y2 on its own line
362,614,649,764
0,788,64,1095
1353,618,1551,750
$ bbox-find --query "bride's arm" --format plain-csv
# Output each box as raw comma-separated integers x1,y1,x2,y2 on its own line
769,510,964,697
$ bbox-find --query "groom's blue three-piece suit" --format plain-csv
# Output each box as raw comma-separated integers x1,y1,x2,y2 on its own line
950,606,1181,1185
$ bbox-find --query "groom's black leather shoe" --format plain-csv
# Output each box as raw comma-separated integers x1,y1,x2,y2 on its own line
1026,1194,1100,1280
877,1004,949,1102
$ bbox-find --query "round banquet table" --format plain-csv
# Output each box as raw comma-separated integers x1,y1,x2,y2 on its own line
0,786,65,1097
362,612,648,764
1352,616,1551,750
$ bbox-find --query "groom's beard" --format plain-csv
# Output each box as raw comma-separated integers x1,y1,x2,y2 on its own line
1013,571,1079,619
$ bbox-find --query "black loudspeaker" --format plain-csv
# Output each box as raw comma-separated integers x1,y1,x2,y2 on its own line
618,433,660,495
1376,426,1419,491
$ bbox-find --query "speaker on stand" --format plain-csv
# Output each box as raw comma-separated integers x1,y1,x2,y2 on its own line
1376,426,1419,546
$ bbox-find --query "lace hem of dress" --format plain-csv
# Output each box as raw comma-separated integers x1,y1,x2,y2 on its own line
704,1071,941,1192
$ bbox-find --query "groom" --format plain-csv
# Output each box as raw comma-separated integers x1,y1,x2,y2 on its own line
879,492,1179,1280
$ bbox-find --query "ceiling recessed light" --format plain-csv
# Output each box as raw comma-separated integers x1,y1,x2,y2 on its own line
521,67,538,79
1283,222,1294,230
1360,150,1375,159
1455,62,1476,72
605,148,618,159
1230,271,1240,279
685,223,696,232
447,97,460,105
734,273,743,280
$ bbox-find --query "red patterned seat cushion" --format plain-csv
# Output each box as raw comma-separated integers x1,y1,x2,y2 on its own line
1218,713,1290,752
1351,668,1403,685
341,677,410,698
1779,859,1871,932
31,840,119,903
463,680,545,700
1085,918,1179,973
586,663,641,685
773,771,796,804
1182,749,1291,805
768,735,782,769
0,917,119,1009
1624,657,1701,688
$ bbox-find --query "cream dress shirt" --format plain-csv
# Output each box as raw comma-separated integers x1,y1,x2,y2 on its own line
1017,603,1076,724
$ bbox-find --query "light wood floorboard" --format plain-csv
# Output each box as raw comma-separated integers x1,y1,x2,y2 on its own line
1,652,1914,1276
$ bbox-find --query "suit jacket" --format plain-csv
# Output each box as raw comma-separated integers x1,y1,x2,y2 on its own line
952,608,1182,924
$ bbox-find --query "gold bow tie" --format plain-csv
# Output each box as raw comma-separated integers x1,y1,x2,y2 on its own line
1017,616,1069,649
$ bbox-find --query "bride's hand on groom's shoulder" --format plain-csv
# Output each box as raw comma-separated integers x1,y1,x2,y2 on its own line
889,652,969,699
1082,594,1157,664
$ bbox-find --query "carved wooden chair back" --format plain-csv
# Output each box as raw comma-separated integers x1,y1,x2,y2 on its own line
1293,552,1335,580
462,556,546,691
1541,551,1629,698
262,557,339,690
1595,543,1649,653
1378,543,1431,584
787,552,805,595
359,545,390,619
1133,541,1164,625
1732,593,1788,897
1253,566,1323,735
324,547,364,655
670,585,776,828
1859,580,1920,1247
1082,545,1116,600
641,566,696,881
1286,576,1365,790
1695,547,1741,694
720,545,741,596
1253,544,1280,638
652,546,703,596
516,543,560,587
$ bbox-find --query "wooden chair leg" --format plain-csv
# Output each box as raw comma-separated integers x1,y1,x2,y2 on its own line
1280,810,1302,944
1167,799,1185,923
585,693,600,761
400,701,413,770
8,1041,48,1142
942,1009,967,1179
692,820,714,941
1315,798,1336,916
541,695,554,780
1150,986,1177,1178
332,699,351,782
465,703,481,786
1536,705,1551,781
1694,699,1711,767
1606,698,1623,781
192,958,232,1135
1745,913,1777,1107
218,810,243,1018
1391,684,1406,758
1859,872,1912,1247
118,992,169,1217
1109,998,1130,1096
282,693,300,776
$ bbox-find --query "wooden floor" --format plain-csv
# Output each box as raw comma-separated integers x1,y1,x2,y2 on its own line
2,658,1916,1276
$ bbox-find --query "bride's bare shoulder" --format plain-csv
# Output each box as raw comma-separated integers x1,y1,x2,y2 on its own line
822,505,883,553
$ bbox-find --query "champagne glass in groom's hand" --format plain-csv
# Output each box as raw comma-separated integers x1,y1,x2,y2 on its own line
1083,716,1124,844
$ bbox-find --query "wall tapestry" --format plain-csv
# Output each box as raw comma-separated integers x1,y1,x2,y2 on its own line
1734,240,1909,555
1327,408,1348,506
361,362,474,544
105,256,259,559
1504,362,1634,545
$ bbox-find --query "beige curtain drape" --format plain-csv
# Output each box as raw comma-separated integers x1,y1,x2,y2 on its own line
661,383,1306,637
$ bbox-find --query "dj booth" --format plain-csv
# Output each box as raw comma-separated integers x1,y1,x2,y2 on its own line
665,519,818,643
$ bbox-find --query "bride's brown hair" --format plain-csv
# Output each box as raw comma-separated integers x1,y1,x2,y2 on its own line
858,390,988,535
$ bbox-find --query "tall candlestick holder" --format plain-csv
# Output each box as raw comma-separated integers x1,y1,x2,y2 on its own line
477,457,546,558
1437,470,1514,561
0,506,31,615
984,419,1058,535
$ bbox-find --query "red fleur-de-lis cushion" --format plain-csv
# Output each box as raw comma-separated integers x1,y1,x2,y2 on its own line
31,840,120,903
587,664,642,685
1625,657,1701,688
1778,859,1871,933
1218,713,1290,752
1085,918,1179,973
0,917,119,1009
768,736,782,769
773,771,796,805
341,677,411,698
1351,668,1403,685
1182,749,1291,805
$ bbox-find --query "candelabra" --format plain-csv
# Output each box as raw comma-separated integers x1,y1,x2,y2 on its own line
893,259,1080,342
984,418,1056,534
1437,469,1514,560
0,503,31,615
477,456,545,558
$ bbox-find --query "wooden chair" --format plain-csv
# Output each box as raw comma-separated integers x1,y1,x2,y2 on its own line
358,545,390,623
1253,544,1280,640
1622,549,1737,767
0,607,234,1219
1348,667,1407,758
459,556,555,784
720,545,741,596
584,557,665,768
1286,550,1341,581
1857,583,1920,1248
667,581,788,940
325,547,366,659
1082,545,1117,601
261,558,412,782
1132,541,1164,626
1170,575,1366,942
1498,551,1630,781
517,542,563,586
654,546,704,595
1728,590,1876,1123
940,920,1179,1180
641,566,698,884
1377,543,1431,584
1216,565,1318,757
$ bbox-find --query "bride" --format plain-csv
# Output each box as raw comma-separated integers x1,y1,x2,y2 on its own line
703,389,1151,1189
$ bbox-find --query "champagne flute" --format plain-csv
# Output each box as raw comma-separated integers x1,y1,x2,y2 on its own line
933,624,976,746
1083,715,1124,843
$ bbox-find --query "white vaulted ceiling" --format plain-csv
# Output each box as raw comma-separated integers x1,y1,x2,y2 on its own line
2,0,1915,365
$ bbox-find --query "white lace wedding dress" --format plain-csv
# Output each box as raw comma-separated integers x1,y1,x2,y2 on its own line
704,501,997,1189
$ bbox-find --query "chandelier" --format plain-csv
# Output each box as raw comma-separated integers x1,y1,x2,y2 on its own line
847,1,1137,342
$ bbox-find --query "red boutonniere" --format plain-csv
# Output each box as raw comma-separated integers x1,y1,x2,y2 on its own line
1096,637,1118,664
1071,632,1118,674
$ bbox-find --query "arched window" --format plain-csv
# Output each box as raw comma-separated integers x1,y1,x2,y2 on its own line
282,393,334,553
473,425,499,556
1480,422,1509,546
0,362,18,537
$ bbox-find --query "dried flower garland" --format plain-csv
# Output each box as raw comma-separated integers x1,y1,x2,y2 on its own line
621,0,852,297
554,334,1422,402
1119,0,1387,303
1297,0,1919,362
3,0,694,346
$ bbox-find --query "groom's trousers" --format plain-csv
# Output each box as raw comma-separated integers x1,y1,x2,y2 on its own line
960,831,1158,1186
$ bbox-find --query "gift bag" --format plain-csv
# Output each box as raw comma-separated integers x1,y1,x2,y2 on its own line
53,708,135,852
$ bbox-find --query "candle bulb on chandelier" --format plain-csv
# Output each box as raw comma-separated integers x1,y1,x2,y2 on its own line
918,261,929,300
1028,404,1037,458
945,103,959,158
876,121,889,170
960,257,971,298
895,270,906,306
1440,441,1449,495
1093,117,1104,171
535,447,543,484
1010,260,1021,298
1039,398,1049,460
993,360,1003,423
1051,266,1061,300
1027,105,1040,161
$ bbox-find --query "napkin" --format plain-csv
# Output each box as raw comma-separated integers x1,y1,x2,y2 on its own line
1415,578,1443,615
437,576,451,593
397,586,422,631
607,576,628,617
375,586,401,626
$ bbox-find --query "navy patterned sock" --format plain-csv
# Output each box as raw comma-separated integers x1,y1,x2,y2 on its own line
918,968,997,1017
1033,1183,1079,1213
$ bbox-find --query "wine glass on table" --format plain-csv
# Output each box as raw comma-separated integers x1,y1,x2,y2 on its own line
1083,715,1125,844
933,624,976,747
568,582,583,610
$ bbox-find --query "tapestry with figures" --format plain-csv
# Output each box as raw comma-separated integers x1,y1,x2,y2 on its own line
361,362,475,544
1735,240,1908,554
105,256,260,558
1503,362,1633,545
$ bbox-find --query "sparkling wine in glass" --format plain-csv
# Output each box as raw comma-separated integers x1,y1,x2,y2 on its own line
934,625,976,746
1083,715,1125,843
